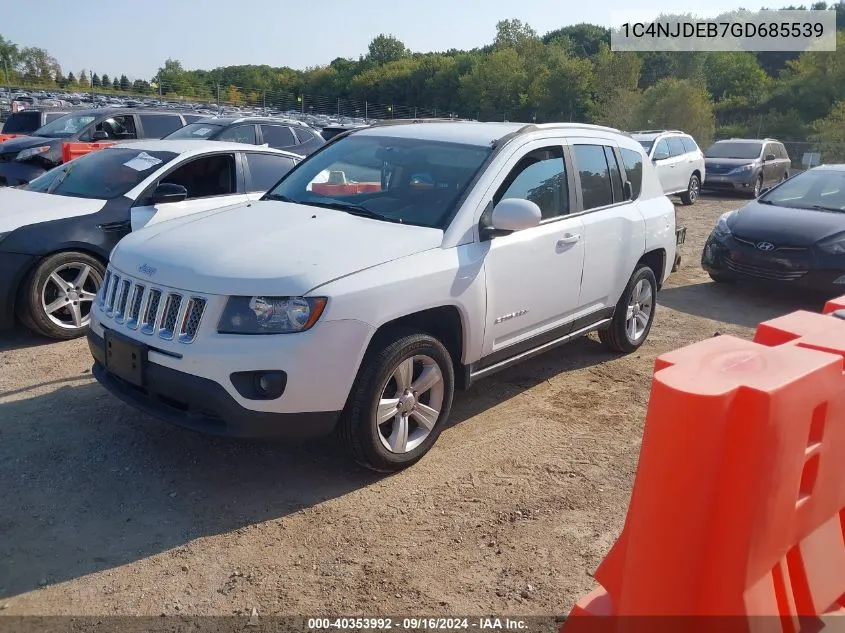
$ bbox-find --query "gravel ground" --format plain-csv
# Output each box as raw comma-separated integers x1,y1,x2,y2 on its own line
0,193,828,617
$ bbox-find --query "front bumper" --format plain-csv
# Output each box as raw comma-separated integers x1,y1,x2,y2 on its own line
700,171,757,191
701,234,845,293
0,251,37,330
0,160,47,186
88,328,341,439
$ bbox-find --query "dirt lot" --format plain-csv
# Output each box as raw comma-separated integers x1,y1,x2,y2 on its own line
0,194,828,618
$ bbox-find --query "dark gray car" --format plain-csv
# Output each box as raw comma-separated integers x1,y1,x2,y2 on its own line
701,138,791,198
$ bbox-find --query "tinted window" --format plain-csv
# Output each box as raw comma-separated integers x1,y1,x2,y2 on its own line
91,115,137,140
680,136,699,153
246,153,296,192
573,144,613,210
260,125,296,148
705,142,763,159
32,112,97,138
183,114,206,123
1,111,41,133
619,148,644,200
158,154,236,199
495,147,568,220
24,148,177,199
139,114,184,138
266,134,492,229
604,146,624,203
164,122,225,139
217,124,256,144
637,140,654,153
293,127,315,143
653,139,670,159
666,136,686,157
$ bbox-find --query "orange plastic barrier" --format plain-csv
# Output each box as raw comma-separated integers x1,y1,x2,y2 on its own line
562,308,845,633
823,294,845,315
0,133,23,143
61,141,115,163
311,182,381,195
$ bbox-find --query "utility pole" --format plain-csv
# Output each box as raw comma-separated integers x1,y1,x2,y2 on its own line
365,101,368,120
337,97,340,117
216,83,220,112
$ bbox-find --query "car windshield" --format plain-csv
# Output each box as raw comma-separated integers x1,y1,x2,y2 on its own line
705,142,763,159
164,122,224,139
758,169,845,212
24,148,178,199
637,140,654,152
32,113,97,138
264,134,492,229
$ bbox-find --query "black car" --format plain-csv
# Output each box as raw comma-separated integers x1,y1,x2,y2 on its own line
163,117,325,155
702,165,845,294
0,108,204,186
1,107,73,136
701,138,792,198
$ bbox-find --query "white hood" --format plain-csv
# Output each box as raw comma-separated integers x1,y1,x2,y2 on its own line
0,187,105,233
111,200,445,296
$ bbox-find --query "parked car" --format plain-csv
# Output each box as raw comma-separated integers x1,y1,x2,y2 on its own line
163,117,325,155
701,138,791,198
1,107,73,136
630,130,705,205
0,108,206,186
0,140,303,339
320,123,369,142
702,164,845,292
88,121,682,472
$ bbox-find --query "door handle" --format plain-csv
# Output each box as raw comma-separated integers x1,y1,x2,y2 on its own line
557,234,581,247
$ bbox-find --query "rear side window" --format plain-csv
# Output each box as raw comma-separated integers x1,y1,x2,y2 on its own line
293,127,315,143
139,114,184,138
183,114,206,123
680,136,699,153
666,136,686,157
245,153,296,192
218,124,257,145
2,111,41,133
260,125,296,148
778,144,789,159
572,144,613,210
603,146,625,203
619,148,644,200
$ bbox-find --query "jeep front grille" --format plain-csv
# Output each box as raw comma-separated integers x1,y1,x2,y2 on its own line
99,270,207,343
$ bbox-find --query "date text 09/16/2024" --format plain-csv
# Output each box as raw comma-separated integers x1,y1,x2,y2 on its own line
308,617,532,630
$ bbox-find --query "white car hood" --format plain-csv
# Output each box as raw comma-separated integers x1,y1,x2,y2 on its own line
0,188,105,233
111,200,445,296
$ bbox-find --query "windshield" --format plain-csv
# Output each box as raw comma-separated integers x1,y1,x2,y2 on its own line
32,113,97,138
637,140,654,152
264,134,492,229
24,148,178,199
758,169,845,212
164,122,223,139
705,142,762,160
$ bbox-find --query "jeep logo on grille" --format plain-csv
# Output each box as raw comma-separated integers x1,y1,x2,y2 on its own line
756,241,775,252
138,264,157,276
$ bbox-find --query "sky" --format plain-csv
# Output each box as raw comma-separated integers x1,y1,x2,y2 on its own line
4,0,770,80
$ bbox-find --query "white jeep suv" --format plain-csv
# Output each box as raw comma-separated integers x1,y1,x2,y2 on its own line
630,130,705,205
88,121,682,472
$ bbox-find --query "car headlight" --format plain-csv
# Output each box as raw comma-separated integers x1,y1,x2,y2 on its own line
218,296,328,334
729,164,754,174
15,146,51,161
819,237,845,255
713,210,737,238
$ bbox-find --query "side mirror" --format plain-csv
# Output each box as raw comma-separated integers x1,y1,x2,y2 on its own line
486,198,542,235
623,180,634,201
653,151,670,162
765,153,776,162
91,130,109,141
151,183,188,205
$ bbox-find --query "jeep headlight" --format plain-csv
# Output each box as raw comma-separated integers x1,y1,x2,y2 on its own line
16,146,51,161
218,296,328,334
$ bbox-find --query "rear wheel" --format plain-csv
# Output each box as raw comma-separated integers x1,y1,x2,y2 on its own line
679,173,700,205
599,266,658,353
339,330,455,472
16,251,105,340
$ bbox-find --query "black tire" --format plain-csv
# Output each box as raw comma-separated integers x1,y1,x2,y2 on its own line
16,251,105,340
782,172,789,182
679,173,700,205
708,271,735,284
339,329,455,473
599,265,658,354
752,175,763,198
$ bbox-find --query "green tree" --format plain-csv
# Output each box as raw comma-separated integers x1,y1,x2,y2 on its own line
702,52,768,103
132,79,150,94
459,48,528,120
78,69,88,87
66,71,76,86
635,77,716,146
156,58,188,94
543,23,609,57
101,73,110,88
365,34,408,66
120,74,130,91
809,100,845,162
493,19,540,55
91,73,101,88
112,76,120,90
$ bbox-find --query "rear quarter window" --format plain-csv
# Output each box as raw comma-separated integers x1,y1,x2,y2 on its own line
666,136,687,156
680,136,699,153
619,147,644,200
139,114,185,138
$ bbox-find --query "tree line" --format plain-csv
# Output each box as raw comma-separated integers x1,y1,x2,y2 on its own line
3,2,845,153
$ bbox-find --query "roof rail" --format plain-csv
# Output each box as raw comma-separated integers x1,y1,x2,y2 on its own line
368,117,475,127
523,122,622,134
630,129,685,135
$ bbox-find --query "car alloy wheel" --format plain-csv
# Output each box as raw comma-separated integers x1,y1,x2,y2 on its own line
688,175,699,201
625,278,654,344
753,177,763,197
41,262,101,330
374,354,445,454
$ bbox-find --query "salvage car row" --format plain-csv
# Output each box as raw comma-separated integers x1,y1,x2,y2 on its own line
1,118,843,473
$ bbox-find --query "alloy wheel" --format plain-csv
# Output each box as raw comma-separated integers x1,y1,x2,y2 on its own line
41,262,100,329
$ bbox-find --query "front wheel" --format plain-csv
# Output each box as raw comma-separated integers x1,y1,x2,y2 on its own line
752,175,763,198
16,251,105,340
339,330,455,472
599,266,658,354
680,173,700,205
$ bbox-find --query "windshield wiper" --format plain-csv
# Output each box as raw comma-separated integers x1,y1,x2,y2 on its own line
757,198,774,205
307,200,403,223
46,166,73,194
263,193,296,203
807,204,844,213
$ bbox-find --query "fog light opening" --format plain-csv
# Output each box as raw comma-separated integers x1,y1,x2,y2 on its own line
252,371,286,399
